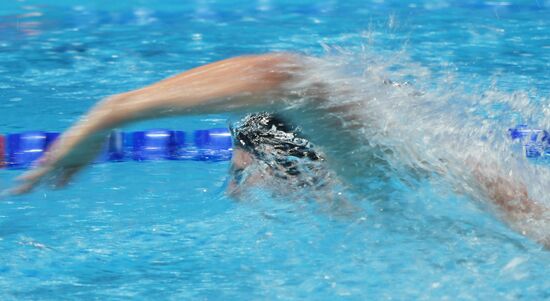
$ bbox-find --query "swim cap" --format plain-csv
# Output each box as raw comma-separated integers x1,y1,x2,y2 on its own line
232,113,321,160
231,112,323,177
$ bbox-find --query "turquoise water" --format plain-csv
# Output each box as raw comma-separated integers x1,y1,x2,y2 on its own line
1,0,549,300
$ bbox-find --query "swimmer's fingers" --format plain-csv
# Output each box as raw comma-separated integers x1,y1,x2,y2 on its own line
13,152,57,185
10,182,37,195
53,166,80,189
11,166,52,195
11,164,81,195
16,166,51,182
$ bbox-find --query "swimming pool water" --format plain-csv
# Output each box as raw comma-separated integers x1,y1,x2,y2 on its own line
0,1,549,300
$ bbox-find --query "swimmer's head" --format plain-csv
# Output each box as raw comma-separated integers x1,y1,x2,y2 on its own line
231,112,321,170
227,112,332,198
228,112,325,192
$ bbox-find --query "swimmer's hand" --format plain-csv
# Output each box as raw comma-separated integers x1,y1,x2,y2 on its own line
11,126,109,194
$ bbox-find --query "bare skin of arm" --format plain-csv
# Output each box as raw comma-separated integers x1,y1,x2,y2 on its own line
469,160,549,248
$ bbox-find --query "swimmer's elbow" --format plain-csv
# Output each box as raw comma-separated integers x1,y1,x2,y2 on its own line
84,94,138,131
246,53,304,89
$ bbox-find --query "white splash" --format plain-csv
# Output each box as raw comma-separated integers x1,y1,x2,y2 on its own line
282,46,549,246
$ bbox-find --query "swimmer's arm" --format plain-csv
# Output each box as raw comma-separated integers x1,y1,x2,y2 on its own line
81,53,298,129
12,53,301,194
470,161,549,248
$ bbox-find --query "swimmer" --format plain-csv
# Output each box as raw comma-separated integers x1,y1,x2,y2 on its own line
10,53,549,248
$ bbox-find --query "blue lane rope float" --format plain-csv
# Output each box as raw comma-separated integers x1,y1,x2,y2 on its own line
0,128,233,169
508,125,550,159
0,126,548,169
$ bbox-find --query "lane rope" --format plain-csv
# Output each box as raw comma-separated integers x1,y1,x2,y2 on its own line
0,126,548,169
